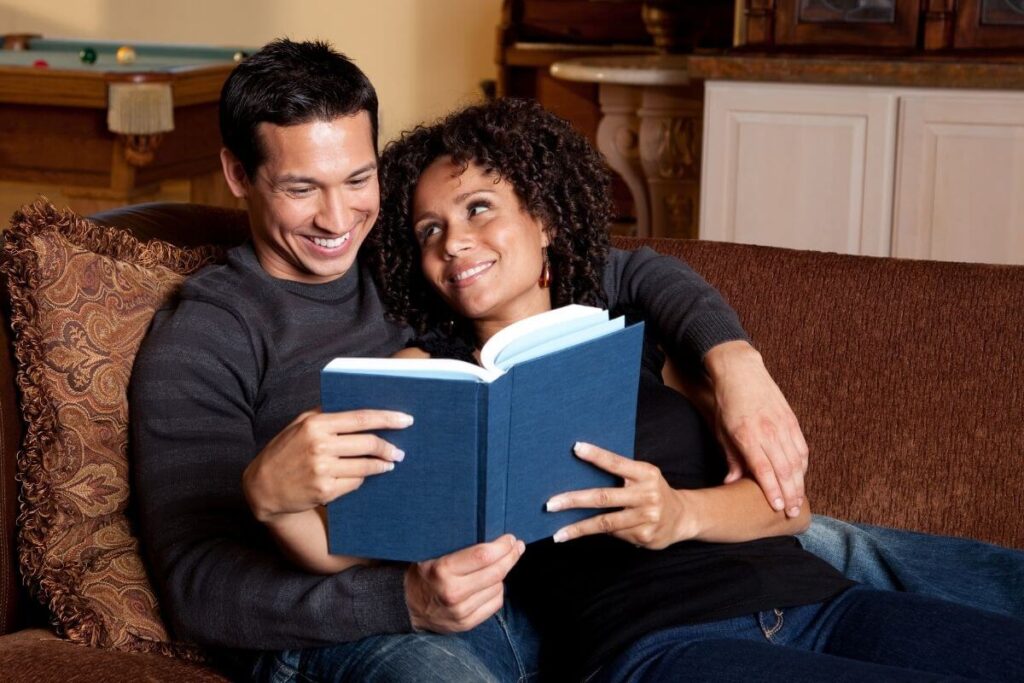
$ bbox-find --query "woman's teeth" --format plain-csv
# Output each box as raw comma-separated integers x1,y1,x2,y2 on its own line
453,262,493,282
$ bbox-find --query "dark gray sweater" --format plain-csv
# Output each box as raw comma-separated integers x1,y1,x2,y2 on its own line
129,242,746,650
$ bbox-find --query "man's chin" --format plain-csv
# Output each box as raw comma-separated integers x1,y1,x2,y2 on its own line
306,261,356,283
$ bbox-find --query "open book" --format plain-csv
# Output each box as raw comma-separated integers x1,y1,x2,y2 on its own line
321,305,644,562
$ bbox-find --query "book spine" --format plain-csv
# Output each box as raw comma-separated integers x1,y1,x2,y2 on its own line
477,382,488,544
482,375,513,542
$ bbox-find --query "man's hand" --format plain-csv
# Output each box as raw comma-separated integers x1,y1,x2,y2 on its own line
546,442,687,549
243,408,412,523
703,340,809,518
405,534,525,633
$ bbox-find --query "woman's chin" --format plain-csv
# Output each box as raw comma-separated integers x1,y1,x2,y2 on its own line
444,294,492,323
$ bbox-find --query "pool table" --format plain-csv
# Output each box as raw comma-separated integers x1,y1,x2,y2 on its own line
0,34,251,215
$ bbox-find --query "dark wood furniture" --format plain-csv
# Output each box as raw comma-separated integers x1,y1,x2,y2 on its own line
741,0,1024,51
955,0,1024,49
773,0,921,49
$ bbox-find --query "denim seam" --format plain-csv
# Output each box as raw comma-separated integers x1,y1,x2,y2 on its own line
758,608,785,643
269,651,318,683
494,610,528,682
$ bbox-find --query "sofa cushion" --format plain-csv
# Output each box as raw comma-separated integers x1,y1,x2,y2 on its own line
0,201,222,657
0,626,230,679
0,628,230,682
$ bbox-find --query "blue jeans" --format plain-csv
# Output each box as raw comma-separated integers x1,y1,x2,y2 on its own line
250,518,1023,681
250,598,541,683
798,515,1024,619
592,584,1024,682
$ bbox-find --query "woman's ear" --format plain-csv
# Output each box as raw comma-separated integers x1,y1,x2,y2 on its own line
541,227,552,248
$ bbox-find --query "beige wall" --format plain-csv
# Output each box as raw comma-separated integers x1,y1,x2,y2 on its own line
0,0,503,143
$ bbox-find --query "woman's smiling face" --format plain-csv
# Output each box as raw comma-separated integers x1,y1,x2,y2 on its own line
412,157,551,330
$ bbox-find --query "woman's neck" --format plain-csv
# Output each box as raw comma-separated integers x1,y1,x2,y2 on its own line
471,297,553,348
473,319,515,349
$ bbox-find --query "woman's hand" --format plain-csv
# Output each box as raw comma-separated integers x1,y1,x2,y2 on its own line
546,442,810,548
546,442,692,549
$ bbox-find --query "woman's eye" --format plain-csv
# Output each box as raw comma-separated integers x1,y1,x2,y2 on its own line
417,224,440,243
468,202,490,217
349,176,371,188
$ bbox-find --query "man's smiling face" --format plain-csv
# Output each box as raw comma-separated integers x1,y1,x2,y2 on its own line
226,111,379,284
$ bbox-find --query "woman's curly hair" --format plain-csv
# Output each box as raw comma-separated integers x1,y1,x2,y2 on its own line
367,98,613,342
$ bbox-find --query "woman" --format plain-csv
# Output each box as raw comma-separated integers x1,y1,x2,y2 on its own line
363,98,1024,681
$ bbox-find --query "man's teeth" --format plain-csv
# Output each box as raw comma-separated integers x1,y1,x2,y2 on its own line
312,234,350,248
453,262,493,282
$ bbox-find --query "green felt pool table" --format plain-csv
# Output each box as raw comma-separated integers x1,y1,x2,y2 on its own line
0,34,252,214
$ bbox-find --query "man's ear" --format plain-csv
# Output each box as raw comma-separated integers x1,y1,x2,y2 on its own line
220,148,250,199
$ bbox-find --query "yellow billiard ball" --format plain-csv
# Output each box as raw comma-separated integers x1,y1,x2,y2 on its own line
116,45,137,65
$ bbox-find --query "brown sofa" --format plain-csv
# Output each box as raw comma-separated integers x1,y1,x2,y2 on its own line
0,203,1021,680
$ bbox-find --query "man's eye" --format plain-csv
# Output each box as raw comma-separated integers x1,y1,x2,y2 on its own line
287,187,315,197
349,176,371,188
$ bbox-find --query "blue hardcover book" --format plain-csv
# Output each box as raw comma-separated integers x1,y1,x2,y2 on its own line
321,305,644,562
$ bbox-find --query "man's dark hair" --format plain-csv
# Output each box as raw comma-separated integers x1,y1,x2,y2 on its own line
219,38,379,177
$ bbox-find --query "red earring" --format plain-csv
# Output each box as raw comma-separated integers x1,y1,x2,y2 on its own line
539,249,551,288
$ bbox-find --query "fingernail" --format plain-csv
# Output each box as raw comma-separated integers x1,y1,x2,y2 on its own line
788,506,801,518
517,541,526,554
385,462,395,471
392,448,405,462
546,497,564,512
773,498,785,511
553,529,569,543
574,442,592,456
397,414,414,427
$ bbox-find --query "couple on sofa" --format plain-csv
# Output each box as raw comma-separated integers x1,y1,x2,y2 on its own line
129,39,1024,681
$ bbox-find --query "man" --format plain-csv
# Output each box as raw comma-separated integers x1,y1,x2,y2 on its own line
130,38,809,681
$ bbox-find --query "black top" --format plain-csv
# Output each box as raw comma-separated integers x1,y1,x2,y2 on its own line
414,317,854,679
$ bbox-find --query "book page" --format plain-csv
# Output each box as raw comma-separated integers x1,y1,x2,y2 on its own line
481,304,608,372
323,357,501,382
496,317,625,369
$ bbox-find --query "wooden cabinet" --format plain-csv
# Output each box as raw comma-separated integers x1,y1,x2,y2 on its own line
955,0,1024,49
893,92,1024,264
700,82,898,255
701,81,1024,265
741,0,1024,51
772,0,921,49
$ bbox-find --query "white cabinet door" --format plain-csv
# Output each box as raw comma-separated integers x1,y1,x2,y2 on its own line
701,81,898,255
893,92,1024,265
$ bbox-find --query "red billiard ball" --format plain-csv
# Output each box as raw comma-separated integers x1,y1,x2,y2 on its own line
32,59,49,68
